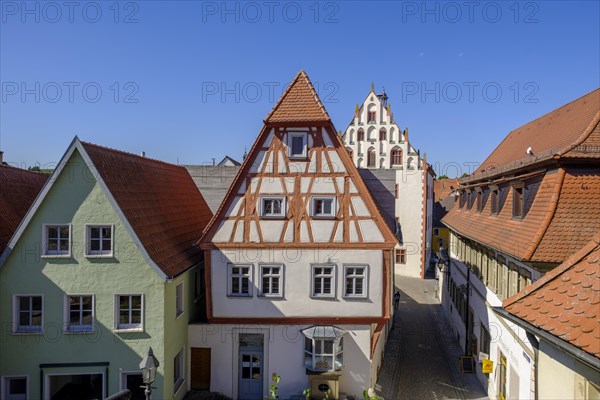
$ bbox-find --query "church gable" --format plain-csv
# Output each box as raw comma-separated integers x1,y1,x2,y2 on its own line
202,71,397,249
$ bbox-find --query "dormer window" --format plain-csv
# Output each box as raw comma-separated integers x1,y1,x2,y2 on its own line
513,186,524,218
288,132,307,158
261,197,286,219
491,187,499,215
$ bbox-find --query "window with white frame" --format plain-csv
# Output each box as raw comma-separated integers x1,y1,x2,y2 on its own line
344,265,367,298
302,326,345,372
311,197,336,218
2,376,28,400
312,265,335,298
260,197,286,218
115,295,143,330
86,225,113,256
228,264,252,297
288,132,308,158
175,282,184,317
13,295,43,333
173,348,184,394
65,295,94,332
260,264,283,297
43,224,70,256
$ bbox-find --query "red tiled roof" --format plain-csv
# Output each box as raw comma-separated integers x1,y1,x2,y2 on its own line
504,234,600,359
81,142,213,278
443,168,600,263
434,178,459,202
264,70,331,123
0,166,48,252
471,88,599,180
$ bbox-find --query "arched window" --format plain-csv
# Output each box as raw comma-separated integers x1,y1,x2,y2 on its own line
346,147,353,159
357,158,363,168
379,129,387,141
407,157,414,170
349,129,354,143
380,158,385,168
367,104,376,123
367,148,376,167
391,148,402,166
357,129,365,141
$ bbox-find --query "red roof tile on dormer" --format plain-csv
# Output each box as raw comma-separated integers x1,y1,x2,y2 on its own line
81,142,213,278
504,234,600,359
0,166,48,252
264,70,330,123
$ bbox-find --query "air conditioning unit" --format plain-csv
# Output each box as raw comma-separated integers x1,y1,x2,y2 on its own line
308,374,340,400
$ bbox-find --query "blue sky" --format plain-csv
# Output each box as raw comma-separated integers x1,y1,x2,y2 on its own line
1,1,598,177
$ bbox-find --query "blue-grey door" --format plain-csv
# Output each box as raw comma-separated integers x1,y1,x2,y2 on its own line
238,350,263,400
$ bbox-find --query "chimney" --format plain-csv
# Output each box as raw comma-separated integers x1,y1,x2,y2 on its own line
140,151,145,157
0,150,3,164
212,158,216,166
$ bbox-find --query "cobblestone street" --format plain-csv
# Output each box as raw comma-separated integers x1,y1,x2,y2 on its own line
375,277,489,400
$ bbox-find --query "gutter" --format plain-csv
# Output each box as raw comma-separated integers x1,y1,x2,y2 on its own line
493,306,600,372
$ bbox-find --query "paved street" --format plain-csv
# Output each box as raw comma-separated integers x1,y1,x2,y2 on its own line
375,277,488,400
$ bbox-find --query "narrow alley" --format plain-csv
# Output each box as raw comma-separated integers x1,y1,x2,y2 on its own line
376,277,489,400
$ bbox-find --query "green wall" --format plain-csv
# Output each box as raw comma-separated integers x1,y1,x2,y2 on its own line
0,148,197,399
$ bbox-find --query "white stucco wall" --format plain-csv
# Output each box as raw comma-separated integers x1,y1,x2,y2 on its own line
439,245,535,400
188,323,375,399
210,249,384,318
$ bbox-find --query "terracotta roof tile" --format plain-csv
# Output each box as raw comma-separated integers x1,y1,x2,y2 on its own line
472,89,599,179
434,178,459,202
0,166,48,253
81,142,213,278
264,70,330,123
504,235,600,359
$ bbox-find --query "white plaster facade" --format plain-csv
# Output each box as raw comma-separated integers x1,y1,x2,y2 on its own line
342,88,434,278
436,233,540,400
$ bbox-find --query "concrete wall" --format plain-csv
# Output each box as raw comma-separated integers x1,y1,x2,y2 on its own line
188,323,374,399
0,149,185,400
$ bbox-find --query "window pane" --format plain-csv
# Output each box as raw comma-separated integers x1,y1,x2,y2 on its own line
70,311,81,325
59,239,69,251
305,337,312,352
120,311,129,324
324,340,333,354
232,278,240,294
120,296,129,309
291,136,304,155
323,200,332,214
131,296,142,309
131,310,141,324
91,227,100,239
272,279,279,293
60,226,69,237
32,297,42,310
355,279,363,294
315,279,322,294
48,227,58,238
19,297,30,310
19,312,30,326
9,378,27,395
47,239,58,251
102,227,111,237
323,278,331,293
241,278,249,294
31,311,42,326
91,240,100,251
82,311,93,325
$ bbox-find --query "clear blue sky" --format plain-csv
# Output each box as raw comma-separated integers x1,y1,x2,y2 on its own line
1,1,598,177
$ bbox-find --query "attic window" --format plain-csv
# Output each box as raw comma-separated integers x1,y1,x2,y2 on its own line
476,190,483,213
491,188,499,215
261,197,286,219
512,187,524,219
368,111,376,123
288,132,308,158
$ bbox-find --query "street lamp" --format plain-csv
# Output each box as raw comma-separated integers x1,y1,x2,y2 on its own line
139,346,160,400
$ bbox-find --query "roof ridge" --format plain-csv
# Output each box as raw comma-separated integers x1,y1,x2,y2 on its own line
503,232,600,308
0,164,50,177
263,70,330,123
81,141,185,170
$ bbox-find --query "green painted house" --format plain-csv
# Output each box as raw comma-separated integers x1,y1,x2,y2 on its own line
0,138,212,400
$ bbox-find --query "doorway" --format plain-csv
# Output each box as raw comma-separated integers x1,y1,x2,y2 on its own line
191,348,211,390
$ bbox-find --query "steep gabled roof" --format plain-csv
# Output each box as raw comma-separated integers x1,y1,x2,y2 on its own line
504,234,600,360
470,88,599,181
200,70,397,247
434,178,459,202
264,70,330,123
1,138,212,279
81,142,213,278
0,166,48,253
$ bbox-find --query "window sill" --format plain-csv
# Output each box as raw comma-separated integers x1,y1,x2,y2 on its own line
310,295,336,300
288,155,309,161
85,254,114,259
311,215,336,220
114,327,144,333
258,294,283,299
227,294,252,298
41,254,71,259
12,330,43,335
64,328,95,334
176,311,184,319
343,295,368,300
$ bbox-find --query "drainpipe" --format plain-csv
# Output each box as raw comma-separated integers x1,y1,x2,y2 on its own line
527,332,540,400
464,264,470,356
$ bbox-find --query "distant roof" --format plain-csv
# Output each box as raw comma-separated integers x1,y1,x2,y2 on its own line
264,70,331,124
0,166,48,252
434,178,459,202
470,88,599,181
217,156,241,166
81,142,213,278
504,234,600,360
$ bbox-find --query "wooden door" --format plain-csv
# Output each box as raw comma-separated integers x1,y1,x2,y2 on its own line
191,347,211,390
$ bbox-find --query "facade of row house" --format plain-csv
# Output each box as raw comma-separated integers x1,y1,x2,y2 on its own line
500,234,600,400
341,86,434,278
440,88,600,400
0,139,213,400
190,71,398,399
